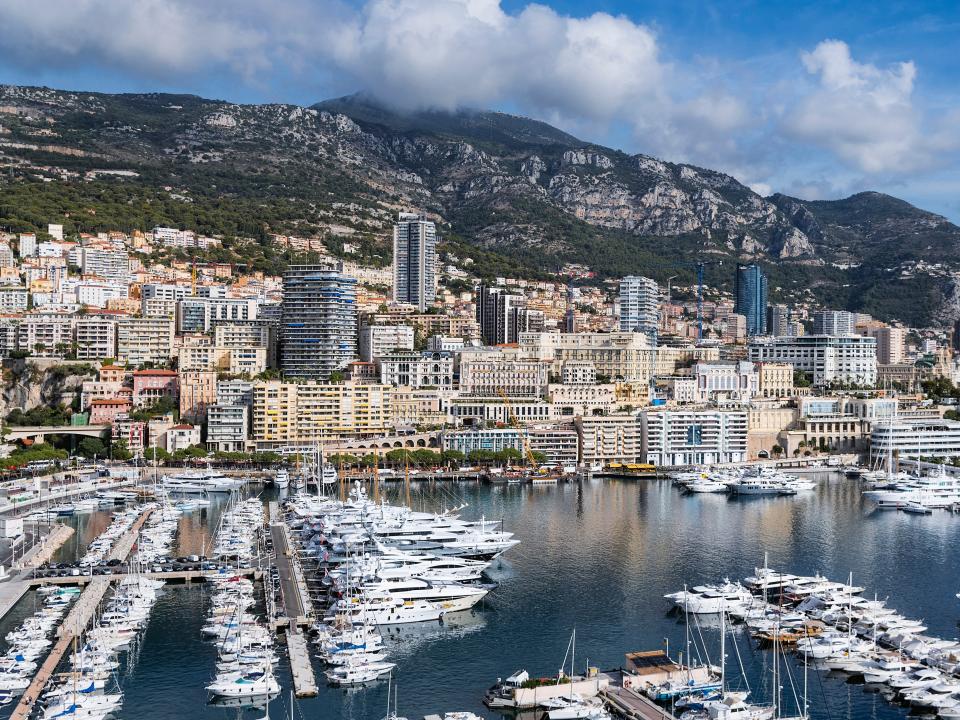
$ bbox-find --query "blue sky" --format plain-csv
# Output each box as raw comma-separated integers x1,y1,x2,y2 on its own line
1,0,958,220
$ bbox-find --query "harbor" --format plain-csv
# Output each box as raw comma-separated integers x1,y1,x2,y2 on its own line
0,471,956,720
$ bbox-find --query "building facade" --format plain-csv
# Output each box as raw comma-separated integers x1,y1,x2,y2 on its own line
359,324,415,362
734,264,767,336
618,275,659,344
392,213,437,311
641,410,748,466
116,317,175,367
748,335,877,387
281,265,357,380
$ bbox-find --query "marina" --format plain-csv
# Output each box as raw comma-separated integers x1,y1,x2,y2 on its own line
0,471,955,720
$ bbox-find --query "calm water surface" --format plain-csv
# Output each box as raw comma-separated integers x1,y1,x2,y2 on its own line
2,473,959,720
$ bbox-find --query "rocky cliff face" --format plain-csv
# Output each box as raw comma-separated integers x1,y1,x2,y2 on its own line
0,360,93,417
2,86,960,326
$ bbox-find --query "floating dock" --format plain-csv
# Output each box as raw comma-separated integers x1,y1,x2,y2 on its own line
284,621,318,698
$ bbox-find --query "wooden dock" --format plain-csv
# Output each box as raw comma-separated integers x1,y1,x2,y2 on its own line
602,686,679,720
9,507,154,720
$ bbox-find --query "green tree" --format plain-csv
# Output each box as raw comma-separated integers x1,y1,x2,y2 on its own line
77,437,107,458
111,439,133,461
385,448,412,464
440,449,465,465
411,449,440,466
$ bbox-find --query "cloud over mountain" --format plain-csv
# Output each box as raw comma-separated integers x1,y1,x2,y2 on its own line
0,0,957,215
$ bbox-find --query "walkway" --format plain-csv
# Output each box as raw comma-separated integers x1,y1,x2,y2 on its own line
269,520,317,697
0,524,75,622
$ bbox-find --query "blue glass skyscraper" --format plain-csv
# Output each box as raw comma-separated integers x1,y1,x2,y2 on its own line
734,264,768,336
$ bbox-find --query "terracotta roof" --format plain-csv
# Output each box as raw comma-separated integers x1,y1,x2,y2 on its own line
133,370,178,377
90,398,130,406
171,424,195,430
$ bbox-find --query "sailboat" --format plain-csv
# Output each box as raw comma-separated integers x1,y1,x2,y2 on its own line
678,604,774,720
381,672,409,720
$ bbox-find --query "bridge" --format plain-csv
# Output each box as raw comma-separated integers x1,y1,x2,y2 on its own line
4,424,110,443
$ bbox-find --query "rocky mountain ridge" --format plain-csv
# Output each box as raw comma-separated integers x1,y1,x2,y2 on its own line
0,85,958,326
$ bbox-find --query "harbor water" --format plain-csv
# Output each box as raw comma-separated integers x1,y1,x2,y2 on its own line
3,472,960,720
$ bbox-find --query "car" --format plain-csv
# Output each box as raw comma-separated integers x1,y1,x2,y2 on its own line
106,559,122,567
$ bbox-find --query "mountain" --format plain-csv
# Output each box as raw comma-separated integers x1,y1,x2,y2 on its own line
0,85,958,327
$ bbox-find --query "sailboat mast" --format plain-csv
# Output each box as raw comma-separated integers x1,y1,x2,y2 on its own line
719,600,725,694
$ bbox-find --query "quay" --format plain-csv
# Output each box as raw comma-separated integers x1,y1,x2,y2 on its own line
8,506,154,720
269,519,318,697
0,476,138,517
0,523,75,623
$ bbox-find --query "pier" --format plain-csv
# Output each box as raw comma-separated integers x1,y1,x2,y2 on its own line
601,685,679,720
270,522,312,622
269,520,318,697
8,507,154,720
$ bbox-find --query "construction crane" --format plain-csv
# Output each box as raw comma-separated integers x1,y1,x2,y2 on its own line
693,260,723,341
499,390,538,471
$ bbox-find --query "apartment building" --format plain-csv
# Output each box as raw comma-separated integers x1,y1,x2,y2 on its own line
116,317,175,367
207,404,250,453
280,265,357,380
577,413,641,464
520,331,656,383
132,370,179,408
748,335,877,387
252,380,401,449
177,296,260,333
359,324,415,362
17,314,73,356
0,287,28,313
641,410,748,466
74,317,117,361
378,351,454,388
179,370,217,424
458,348,549,398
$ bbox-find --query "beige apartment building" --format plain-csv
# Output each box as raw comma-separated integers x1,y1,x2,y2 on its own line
252,380,423,450
116,317,175,367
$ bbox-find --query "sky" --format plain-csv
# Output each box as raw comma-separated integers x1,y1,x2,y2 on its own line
1,0,959,221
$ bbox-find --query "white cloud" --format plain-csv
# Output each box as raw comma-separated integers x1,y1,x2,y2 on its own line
1,1,959,216
783,39,958,174
0,0,273,81
0,0,748,151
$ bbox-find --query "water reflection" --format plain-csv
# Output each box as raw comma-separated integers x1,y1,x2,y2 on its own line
0,475,956,720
